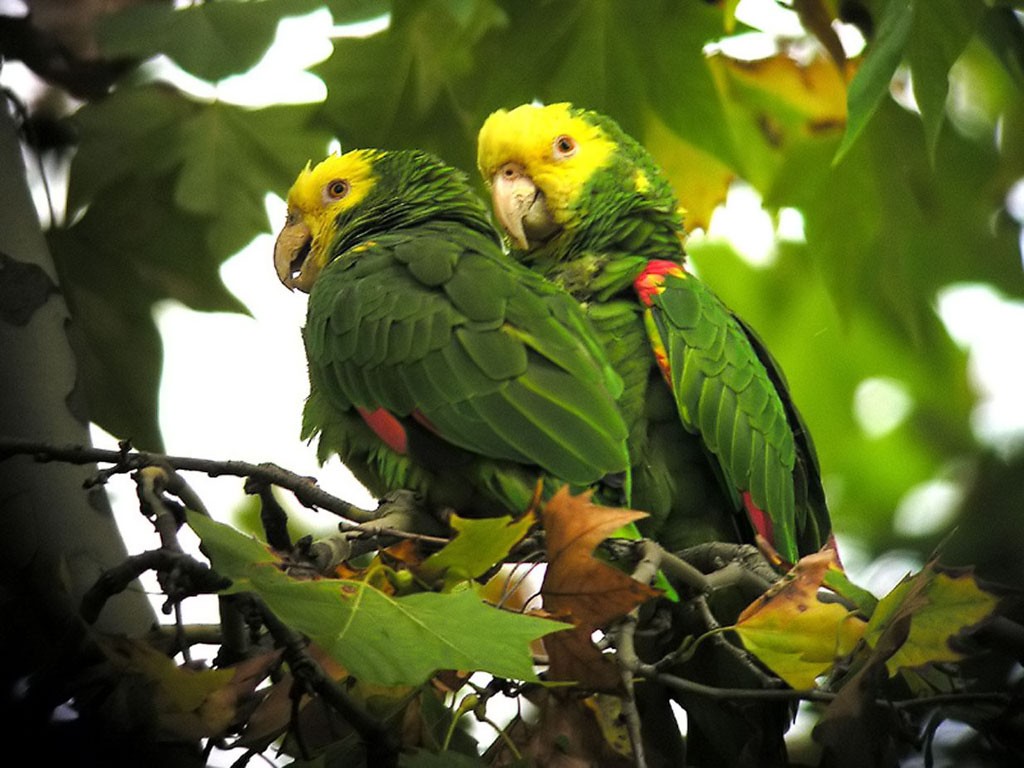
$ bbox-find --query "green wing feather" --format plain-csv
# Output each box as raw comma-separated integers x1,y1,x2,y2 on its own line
644,270,801,561
732,313,830,557
304,222,629,499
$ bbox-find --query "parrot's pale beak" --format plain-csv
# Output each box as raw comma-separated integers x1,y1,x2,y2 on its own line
490,163,558,250
274,215,318,293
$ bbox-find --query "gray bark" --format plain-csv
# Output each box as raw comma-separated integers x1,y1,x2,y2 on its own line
0,98,154,635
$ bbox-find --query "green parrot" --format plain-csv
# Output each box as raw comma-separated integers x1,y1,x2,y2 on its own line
273,147,631,520
477,102,832,565
477,103,834,766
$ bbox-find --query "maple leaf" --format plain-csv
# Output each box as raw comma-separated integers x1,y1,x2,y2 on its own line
809,560,998,766
864,560,999,675
96,635,281,740
539,488,660,688
643,109,734,233
188,511,568,686
494,687,635,768
419,511,536,588
237,641,343,750
733,549,867,690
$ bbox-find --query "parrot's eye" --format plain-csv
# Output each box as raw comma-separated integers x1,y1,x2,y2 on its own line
325,179,349,200
553,135,577,158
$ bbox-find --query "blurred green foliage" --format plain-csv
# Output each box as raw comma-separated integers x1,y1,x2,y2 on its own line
26,0,1024,567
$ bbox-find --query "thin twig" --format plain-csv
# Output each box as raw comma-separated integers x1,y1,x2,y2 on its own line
655,546,711,593
703,559,775,597
614,612,647,768
241,594,400,767
605,540,672,768
245,476,292,551
692,594,779,687
134,466,187,552
650,670,835,704
337,522,451,546
496,554,546,612
79,549,229,625
0,438,377,523
632,540,662,588
641,669,1013,711
890,692,1013,710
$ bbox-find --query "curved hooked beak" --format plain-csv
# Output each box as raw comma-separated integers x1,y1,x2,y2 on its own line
490,163,558,250
274,215,318,293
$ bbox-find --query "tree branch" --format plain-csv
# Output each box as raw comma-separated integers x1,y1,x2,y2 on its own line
639,668,1013,711
240,594,401,767
0,437,377,523
79,548,229,625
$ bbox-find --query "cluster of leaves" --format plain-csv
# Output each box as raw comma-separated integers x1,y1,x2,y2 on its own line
79,475,1004,766
189,510,557,689
91,484,668,765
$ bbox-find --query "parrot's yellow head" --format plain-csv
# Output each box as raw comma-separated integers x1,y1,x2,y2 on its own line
478,103,683,257
275,150,381,292
477,103,617,250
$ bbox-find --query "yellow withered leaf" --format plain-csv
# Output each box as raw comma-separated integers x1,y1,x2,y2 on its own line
733,550,867,690
864,562,999,675
643,110,734,234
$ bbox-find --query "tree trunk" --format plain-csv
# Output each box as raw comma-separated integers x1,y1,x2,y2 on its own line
0,100,154,637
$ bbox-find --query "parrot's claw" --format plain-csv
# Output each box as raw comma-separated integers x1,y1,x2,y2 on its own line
354,489,449,538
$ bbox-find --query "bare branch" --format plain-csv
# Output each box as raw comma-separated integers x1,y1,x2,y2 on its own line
79,548,229,625
654,545,712,593
0,438,377,523
640,669,1012,711
613,612,647,768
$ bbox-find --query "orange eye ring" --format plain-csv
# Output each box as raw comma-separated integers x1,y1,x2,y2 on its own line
553,135,577,158
326,179,349,200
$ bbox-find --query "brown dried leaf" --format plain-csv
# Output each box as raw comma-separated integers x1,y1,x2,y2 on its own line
544,629,623,693
812,615,907,768
540,488,659,688
238,642,344,748
494,688,634,768
541,488,657,628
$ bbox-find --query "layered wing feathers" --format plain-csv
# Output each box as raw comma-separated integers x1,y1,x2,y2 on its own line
304,224,629,487
644,271,800,559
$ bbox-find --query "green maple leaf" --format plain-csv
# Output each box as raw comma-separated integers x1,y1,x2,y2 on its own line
98,0,327,81
188,512,568,686
419,512,536,587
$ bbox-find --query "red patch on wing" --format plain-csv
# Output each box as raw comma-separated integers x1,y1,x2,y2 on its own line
743,491,774,548
357,407,408,454
633,259,687,307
